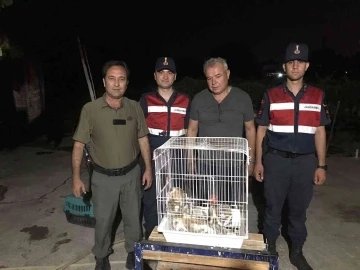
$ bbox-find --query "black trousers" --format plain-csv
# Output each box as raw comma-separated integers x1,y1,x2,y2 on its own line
140,159,157,238
140,148,186,237
263,152,316,245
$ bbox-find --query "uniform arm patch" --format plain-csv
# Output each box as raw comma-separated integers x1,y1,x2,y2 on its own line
255,92,270,126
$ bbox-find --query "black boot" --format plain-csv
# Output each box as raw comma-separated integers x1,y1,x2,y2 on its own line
290,244,313,270
267,240,277,253
126,251,135,270
95,256,111,270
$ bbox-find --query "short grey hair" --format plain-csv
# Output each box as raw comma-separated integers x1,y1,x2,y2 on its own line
203,57,229,74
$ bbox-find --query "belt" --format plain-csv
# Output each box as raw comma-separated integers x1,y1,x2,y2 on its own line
92,159,138,176
267,147,312,158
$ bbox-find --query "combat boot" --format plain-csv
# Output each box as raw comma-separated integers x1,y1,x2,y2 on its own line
94,256,111,270
126,251,135,270
290,244,313,270
267,239,277,253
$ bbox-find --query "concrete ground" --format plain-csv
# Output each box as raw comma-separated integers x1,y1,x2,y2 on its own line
0,136,359,270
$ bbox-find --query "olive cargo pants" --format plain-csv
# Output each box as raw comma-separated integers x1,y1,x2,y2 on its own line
91,165,142,258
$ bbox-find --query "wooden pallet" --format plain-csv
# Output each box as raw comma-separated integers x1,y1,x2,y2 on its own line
148,226,266,251
134,226,279,270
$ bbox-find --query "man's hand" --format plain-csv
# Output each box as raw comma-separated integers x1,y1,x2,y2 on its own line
72,178,86,198
186,149,197,175
188,157,197,175
138,135,152,190
254,163,264,182
142,169,152,190
314,168,326,185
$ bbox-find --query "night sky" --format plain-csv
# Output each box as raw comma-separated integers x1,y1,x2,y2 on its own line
0,0,359,148
0,0,359,98
2,0,359,79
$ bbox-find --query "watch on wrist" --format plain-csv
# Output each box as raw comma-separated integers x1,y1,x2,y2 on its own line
317,165,327,171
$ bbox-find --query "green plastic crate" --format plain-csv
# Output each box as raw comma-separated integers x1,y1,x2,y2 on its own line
63,194,96,228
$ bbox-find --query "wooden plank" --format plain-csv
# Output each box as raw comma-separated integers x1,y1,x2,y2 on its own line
157,261,241,270
143,250,269,270
148,226,165,241
149,226,266,251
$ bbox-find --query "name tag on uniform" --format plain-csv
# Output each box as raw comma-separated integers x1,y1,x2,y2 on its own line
299,104,321,112
113,119,126,125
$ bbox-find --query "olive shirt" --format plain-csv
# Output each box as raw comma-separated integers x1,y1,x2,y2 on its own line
189,87,254,137
73,95,149,169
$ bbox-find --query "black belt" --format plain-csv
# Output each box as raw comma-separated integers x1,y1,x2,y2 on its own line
267,147,312,158
93,159,138,176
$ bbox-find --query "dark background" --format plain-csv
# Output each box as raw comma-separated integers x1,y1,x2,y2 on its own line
0,0,359,149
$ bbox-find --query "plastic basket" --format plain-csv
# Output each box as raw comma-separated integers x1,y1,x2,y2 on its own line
63,194,96,228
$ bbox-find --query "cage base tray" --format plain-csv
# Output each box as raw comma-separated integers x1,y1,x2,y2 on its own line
157,216,247,249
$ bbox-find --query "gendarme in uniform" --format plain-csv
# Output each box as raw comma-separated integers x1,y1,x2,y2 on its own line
256,43,331,269
139,57,191,239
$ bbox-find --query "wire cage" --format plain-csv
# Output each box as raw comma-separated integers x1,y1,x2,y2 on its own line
154,137,249,248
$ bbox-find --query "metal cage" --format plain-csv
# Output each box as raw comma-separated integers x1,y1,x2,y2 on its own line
154,137,249,248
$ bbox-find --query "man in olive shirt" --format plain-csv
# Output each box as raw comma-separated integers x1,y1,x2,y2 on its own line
72,60,152,270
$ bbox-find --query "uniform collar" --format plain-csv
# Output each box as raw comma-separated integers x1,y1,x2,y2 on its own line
155,89,179,104
155,88,178,100
282,82,308,93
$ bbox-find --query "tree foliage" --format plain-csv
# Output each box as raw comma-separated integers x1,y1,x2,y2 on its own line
0,1,20,58
0,0,13,10
0,34,23,59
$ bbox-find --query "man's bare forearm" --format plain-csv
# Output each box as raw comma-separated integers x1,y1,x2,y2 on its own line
139,136,152,171
315,126,327,166
245,127,256,163
72,141,85,180
186,128,197,137
186,128,197,153
186,119,198,137
185,120,198,160
256,126,267,164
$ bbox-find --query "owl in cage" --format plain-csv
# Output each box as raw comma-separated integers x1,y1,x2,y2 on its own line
167,187,187,214
166,187,189,231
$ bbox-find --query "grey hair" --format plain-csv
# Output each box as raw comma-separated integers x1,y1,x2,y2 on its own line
203,57,229,74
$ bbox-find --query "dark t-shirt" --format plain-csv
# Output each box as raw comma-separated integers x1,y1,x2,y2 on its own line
190,87,254,137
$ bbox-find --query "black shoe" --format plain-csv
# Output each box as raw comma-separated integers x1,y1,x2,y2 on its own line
290,244,313,270
95,256,111,270
267,240,277,253
126,252,135,270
